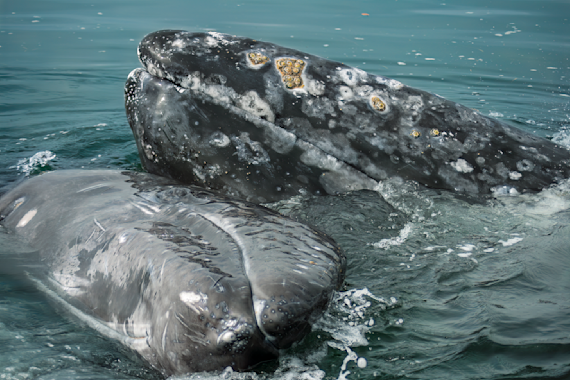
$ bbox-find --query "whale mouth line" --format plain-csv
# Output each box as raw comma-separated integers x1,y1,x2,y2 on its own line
196,211,280,347
135,64,379,191
28,273,148,350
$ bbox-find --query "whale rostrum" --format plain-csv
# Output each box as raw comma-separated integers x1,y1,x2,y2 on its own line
126,30,570,203
0,170,345,376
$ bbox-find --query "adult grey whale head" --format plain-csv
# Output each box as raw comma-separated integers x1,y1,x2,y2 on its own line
125,30,570,203
0,170,345,376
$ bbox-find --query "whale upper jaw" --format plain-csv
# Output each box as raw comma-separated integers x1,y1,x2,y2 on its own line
128,30,570,201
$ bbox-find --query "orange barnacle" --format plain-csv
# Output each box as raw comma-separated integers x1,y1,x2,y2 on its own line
370,96,387,112
248,52,269,65
276,58,305,89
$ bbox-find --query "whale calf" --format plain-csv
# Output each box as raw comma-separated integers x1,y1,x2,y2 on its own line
0,170,345,376
126,30,570,203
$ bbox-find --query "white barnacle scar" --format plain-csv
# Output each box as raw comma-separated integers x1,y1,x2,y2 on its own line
450,159,474,173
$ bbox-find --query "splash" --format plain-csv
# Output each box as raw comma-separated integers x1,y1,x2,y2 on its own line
552,126,570,150
314,288,396,379
14,151,56,176
168,359,326,380
165,289,393,380
370,222,413,249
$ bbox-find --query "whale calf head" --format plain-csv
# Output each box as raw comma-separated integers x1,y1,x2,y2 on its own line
0,170,345,376
126,30,570,201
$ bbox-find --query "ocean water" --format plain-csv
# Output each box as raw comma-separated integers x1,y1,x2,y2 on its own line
1,0,570,379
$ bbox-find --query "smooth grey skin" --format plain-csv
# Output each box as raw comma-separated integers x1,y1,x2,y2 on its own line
0,170,345,377
125,30,570,203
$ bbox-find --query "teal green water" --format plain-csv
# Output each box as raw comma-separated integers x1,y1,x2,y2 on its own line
1,0,570,379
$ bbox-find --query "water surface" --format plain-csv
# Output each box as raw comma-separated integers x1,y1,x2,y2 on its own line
1,0,569,379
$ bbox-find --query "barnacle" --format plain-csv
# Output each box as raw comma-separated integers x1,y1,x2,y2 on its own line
248,52,269,65
370,96,387,112
276,58,305,89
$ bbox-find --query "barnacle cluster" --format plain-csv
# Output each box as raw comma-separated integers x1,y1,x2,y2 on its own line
275,58,305,89
248,52,269,66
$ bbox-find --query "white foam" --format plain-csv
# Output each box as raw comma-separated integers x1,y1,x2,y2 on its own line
552,127,570,149
311,288,390,380
15,151,56,176
498,237,523,246
337,347,359,380
489,111,504,118
315,288,390,347
370,223,413,249
168,361,326,380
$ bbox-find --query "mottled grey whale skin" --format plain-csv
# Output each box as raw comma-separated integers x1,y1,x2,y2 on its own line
125,30,570,203
0,170,345,377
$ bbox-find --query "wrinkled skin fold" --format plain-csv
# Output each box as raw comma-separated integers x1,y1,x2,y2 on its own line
126,30,570,203
0,170,345,376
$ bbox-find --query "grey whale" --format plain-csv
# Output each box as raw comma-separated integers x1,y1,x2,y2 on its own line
126,30,570,203
0,170,345,376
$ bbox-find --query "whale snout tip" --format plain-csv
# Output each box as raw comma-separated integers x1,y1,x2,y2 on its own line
253,296,313,349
